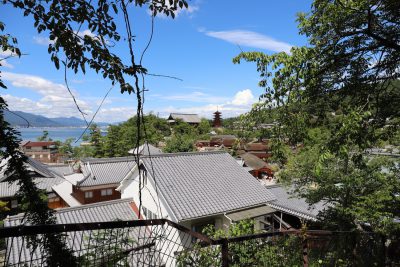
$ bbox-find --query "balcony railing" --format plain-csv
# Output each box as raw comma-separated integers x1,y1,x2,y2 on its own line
0,219,398,266
0,219,213,267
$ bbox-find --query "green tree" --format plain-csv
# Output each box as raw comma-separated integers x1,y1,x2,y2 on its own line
172,119,195,136
0,200,9,212
100,114,170,157
197,118,211,136
73,144,95,159
1,0,188,264
0,101,77,266
37,130,52,141
163,134,195,153
142,113,171,144
57,138,75,158
89,123,104,157
177,220,303,267
103,124,123,157
233,0,400,237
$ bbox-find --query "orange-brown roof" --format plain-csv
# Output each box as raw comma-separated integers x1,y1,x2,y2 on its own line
23,141,56,147
240,153,272,170
244,143,268,151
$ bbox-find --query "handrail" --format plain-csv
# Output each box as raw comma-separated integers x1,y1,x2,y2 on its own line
0,219,215,244
0,219,164,238
0,219,382,243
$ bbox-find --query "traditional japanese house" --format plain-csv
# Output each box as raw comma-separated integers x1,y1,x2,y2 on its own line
20,141,60,163
117,151,277,232
167,113,201,126
239,153,274,179
209,135,237,148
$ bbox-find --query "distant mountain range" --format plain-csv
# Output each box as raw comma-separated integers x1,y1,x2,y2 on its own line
4,110,109,127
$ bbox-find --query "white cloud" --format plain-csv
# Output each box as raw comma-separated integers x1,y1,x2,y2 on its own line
1,72,92,118
229,89,255,106
203,30,292,53
150,1,199,18
33,29,98,47
180,4,199,16
95,107,136,122
2,71,257,122
2,93,89,118
0,59,14,69
33,36,55,46
2,72,71,96
0,50,16,57
2,94,38,111
77,29,96,39
2,71,140,122
0,50,20,68
159,91,229,103
159,89,257,118
160,103,251,119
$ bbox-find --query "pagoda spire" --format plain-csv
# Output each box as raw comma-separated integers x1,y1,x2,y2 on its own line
213,108,222,128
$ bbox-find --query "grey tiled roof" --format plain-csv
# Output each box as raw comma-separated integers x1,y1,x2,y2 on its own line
266,185,328,221
26,158,54,178
0,182,18,198
168,113,201,124
47,164,74,177
128,142,163,156
0,158,8,182
141,151,276,221
54,198,136,222
1,158,56,182
4,199,138,265
78,158,136,187
81,156,136,164
239,153,271,170
0,177,64,198
5,198,137,225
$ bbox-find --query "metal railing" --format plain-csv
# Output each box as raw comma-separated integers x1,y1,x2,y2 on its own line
0,219,398,266
0,219,213,267
212,230,392,267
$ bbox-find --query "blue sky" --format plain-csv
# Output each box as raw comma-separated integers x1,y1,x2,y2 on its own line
0,0,311,122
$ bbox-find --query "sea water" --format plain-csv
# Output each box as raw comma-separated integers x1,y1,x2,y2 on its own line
15,127,104,146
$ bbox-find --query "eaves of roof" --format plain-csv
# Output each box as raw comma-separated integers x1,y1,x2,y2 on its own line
140,151,276,221
267,202,318,222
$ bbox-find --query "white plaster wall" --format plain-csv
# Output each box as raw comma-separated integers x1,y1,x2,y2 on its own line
119,169,238,266
120,169,171,220
120,170,186,266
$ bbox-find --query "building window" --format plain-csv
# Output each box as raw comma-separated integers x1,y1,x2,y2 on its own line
11,200,18,208
101,188,113,196
84,191,93,198
142,206,157,220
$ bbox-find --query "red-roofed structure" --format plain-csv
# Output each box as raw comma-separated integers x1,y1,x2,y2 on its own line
20,141,60,163
213,110,222,128
243,142,271,159
22,141,56,147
